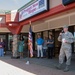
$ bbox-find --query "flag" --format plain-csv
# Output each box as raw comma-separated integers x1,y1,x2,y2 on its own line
28,25,33,57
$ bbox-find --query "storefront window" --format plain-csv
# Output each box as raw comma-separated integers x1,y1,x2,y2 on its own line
8,34,13,51
0,35,6,40
43,31,48,38
49,31,53,35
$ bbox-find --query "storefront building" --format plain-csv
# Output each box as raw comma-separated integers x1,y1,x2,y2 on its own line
0,0,75,56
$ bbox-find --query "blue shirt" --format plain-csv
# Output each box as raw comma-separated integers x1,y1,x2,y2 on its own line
36,38,44,45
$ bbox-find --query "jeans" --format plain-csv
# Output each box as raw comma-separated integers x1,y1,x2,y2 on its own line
43,49,47,57
48,47,53,59
0,48,4,56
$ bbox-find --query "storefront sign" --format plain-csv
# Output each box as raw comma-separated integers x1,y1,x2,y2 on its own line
19,0,48,21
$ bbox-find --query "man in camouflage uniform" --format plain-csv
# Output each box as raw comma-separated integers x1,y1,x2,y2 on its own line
56,25,74,72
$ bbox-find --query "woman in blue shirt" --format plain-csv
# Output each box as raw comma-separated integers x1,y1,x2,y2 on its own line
47,35,54,59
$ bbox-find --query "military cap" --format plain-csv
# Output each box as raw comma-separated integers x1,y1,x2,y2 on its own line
63,25,68,28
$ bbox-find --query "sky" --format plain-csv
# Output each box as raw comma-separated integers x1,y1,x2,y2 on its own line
0,0,31,10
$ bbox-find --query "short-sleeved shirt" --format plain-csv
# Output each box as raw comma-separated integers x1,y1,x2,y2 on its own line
36,38,44,45
47,39,54,47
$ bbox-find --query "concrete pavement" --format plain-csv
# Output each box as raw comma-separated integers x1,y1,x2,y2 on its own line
0,55,75,75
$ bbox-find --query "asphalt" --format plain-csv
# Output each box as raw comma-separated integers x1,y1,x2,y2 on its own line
0,55,75,75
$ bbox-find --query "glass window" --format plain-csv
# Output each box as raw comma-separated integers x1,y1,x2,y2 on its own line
8,34,13,51
43,31,48,38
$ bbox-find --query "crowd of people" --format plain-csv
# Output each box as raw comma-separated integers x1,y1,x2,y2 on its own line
36,34,54,59
14,33,55,59
0,25,74,72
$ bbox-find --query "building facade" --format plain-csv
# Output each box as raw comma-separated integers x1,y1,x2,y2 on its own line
0,0,75,56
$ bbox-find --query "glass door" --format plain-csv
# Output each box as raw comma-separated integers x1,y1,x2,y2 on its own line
8,34,13,51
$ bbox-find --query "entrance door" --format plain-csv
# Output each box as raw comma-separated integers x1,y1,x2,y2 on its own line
54,28,62,57
8,34,13,51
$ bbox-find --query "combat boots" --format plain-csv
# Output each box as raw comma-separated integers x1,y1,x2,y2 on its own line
56,64,62,70
64,65,69,72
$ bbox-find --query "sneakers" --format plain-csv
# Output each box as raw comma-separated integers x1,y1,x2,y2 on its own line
63,65,69,72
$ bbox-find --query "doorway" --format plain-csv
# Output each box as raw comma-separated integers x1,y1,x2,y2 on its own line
54,28,62,57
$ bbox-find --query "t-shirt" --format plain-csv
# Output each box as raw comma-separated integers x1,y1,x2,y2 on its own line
36,38,44,45
47,39,54,47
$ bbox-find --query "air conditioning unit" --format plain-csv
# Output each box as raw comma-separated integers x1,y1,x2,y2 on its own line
62,0,75,6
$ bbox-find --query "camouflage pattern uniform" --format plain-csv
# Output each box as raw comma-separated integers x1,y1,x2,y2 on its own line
58,31,74,66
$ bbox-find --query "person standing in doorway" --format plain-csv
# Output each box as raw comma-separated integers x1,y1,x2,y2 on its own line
47,35,54,59
0,38,5,56
56,25,74,72
36,34,44,58
18,36,24,58
43,37,48,58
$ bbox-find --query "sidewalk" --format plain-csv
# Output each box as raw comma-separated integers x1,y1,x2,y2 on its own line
0,55,75,75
